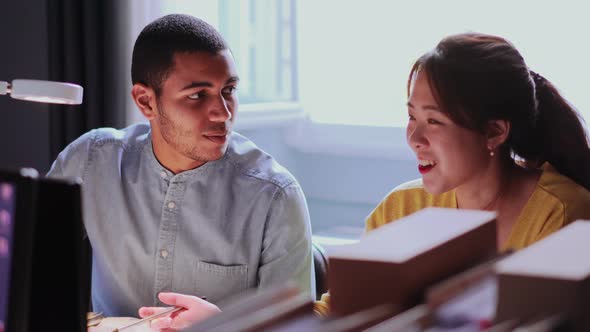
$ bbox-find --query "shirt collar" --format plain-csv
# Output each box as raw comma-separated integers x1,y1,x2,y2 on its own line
143,131,229,181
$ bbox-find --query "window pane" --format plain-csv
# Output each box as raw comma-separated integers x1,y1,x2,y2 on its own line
298,0,590,127
158,0,297,104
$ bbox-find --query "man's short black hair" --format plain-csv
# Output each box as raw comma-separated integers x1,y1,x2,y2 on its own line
131,14,228,95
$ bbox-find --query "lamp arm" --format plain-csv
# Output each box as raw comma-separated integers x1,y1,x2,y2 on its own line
0,81,10,95
0,79,83,104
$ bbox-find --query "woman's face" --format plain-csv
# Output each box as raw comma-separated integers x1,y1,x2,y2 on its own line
406,71,491,194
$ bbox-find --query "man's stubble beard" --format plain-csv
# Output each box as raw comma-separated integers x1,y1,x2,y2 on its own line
156,101,217,163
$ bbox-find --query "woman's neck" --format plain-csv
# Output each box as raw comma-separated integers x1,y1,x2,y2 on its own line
456,158,542,249
455,159,515,211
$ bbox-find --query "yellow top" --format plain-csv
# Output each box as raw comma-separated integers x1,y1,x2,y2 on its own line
314,165,590,316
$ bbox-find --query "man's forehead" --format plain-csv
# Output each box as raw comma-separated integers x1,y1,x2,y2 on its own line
172,50,234,65
168,50,238,81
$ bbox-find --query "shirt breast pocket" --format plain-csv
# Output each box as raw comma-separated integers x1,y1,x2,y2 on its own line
194,260,249,304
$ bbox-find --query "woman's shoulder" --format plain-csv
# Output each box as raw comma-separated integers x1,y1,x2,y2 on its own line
377,179,430,210
535,164,590,219
390,178,425,192
538,165,590,200
365,179,456,231
384,178,454,204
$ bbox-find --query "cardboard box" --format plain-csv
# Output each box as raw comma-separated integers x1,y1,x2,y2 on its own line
328,208,497,316
495,220,590,331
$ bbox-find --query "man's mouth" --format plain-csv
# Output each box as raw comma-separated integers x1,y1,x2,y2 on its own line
203,131,229,145
418,159,437,174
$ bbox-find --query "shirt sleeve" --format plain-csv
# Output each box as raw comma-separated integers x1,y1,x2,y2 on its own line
364,190,399,233
257,182,315,299
46,130,95,180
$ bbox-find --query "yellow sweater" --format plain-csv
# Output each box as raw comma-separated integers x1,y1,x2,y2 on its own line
314,165,590,316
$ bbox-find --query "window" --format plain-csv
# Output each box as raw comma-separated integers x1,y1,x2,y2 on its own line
298,0,590,127
131,1,590,129
155,0,297,104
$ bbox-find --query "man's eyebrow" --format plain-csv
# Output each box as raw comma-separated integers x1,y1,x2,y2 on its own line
227,76,240,84
180,77,240,91
180,82,213,91
407,102,440,111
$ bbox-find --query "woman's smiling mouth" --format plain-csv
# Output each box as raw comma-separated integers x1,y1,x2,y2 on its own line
418,159,437,174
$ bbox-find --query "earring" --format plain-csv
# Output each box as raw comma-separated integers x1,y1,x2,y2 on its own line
488,146,495,157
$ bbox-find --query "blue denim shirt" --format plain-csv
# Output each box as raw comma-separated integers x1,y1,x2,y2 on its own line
47,123,314,317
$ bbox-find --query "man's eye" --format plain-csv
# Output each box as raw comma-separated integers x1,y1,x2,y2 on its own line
408,114,416,121
223,86,237,94
188,93,200,100
427,119,441,125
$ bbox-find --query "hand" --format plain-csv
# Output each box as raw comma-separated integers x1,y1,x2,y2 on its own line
87,317,143,332
138,292,221,331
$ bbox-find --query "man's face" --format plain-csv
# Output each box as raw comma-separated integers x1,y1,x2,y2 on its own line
151,50,239,169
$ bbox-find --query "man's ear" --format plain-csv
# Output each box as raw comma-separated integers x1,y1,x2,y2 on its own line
486,119,511,150
131,83,157,120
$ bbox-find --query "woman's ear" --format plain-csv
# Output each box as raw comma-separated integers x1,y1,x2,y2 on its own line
131,83,157,120
486,119,511,151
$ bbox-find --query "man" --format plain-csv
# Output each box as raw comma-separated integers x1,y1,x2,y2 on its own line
48,14,314,317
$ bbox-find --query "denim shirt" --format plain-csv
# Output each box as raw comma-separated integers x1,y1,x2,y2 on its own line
47,123,314,317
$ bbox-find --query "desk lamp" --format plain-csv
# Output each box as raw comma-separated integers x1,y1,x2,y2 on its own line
0,79,83,105
0,79,86,332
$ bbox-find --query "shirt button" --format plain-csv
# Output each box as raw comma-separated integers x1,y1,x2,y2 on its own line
167,201,176,209
160,249,169,258
160,171,167,179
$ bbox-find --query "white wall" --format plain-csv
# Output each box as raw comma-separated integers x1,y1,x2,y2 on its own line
239,121,419,238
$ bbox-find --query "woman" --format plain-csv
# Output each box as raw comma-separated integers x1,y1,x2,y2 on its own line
314,31,590,315
139,32,590,327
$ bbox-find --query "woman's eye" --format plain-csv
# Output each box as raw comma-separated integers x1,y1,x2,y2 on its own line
408,114,416,121
427,119,441,125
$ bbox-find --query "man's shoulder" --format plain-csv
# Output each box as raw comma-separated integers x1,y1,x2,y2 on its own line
48,124,151,179
89,123,151,151
225,132,297,189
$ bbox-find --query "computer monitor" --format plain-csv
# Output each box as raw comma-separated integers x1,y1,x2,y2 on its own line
0,168,91,332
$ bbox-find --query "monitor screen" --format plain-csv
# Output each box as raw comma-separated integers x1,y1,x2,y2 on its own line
0,181,16,332
0,169,91,332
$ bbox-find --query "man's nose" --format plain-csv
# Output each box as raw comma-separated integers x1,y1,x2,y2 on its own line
209,95,232,122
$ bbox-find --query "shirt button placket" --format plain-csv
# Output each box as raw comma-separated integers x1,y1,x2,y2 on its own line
154,178,184,305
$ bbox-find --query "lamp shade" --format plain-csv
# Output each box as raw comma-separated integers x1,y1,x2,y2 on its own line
0,79,83,105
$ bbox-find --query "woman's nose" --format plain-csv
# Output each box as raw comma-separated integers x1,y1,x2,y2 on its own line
407,124,428,150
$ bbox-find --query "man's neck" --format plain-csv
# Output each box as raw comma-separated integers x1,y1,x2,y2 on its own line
151,137,206,175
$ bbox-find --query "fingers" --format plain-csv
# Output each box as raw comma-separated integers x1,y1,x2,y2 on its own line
150,316,173,330
138,306,174,318
158,292,205,309
138,307,154,318
144,292,221,330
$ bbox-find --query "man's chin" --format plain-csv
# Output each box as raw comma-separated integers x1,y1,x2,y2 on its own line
202,146,229,162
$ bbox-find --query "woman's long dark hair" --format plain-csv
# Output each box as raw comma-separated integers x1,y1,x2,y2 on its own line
408,32,590,191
